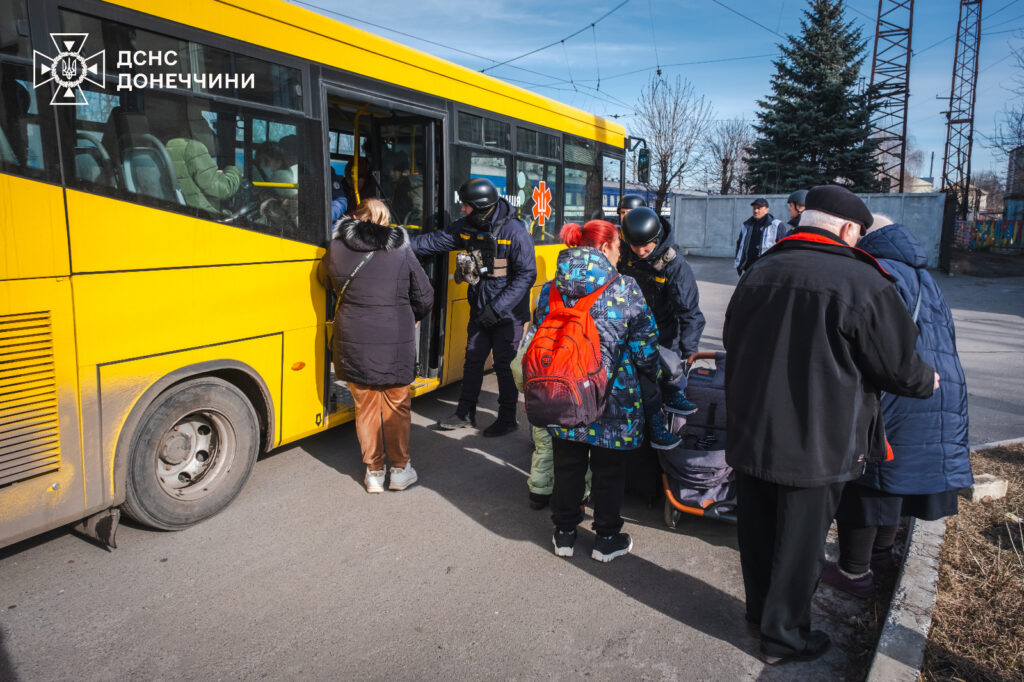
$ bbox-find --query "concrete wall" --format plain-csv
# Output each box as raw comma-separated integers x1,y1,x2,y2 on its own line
670,193,946,267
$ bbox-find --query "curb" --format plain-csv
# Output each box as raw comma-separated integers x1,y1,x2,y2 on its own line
865,437,1022,681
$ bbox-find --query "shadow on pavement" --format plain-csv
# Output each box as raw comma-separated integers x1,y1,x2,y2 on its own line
304,380,751,654
0,627,18,682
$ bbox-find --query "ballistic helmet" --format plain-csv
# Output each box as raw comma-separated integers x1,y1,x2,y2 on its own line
617,194,647,211
458,178,499,211
620,207,662,247
787,189,808,207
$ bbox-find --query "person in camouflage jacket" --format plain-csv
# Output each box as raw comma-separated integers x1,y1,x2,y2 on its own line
522,221,660,561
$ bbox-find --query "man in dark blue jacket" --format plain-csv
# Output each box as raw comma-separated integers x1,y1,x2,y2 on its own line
619,206,705,447
411,178,537,437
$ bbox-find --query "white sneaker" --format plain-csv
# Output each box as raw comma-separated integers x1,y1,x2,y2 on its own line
364,468,385,493
388,463,418,491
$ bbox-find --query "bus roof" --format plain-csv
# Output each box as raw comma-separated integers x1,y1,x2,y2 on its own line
106,0,627,147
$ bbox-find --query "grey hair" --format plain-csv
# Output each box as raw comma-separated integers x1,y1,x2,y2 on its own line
799,209,849,232
865,213,893,235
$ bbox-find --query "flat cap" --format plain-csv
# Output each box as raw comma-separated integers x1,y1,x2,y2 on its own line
804,185,873,229
750,197,769,208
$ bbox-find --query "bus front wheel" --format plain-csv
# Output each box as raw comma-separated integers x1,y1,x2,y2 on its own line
122,377,260,530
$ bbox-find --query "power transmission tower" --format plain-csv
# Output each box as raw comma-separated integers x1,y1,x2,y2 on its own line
941,0,983,220
868,0,914,193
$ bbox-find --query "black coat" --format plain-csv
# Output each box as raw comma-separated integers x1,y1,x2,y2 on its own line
410,198,537,324
619,216,705,357
722,228,935,487
318,217,434,386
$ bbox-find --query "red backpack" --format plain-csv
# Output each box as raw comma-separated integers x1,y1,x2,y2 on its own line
523,279,615,429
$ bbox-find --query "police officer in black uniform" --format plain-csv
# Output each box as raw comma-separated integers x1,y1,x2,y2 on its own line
411,178,537,437
619,206,706,447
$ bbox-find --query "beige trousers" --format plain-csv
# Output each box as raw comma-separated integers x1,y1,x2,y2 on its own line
348,382,411,470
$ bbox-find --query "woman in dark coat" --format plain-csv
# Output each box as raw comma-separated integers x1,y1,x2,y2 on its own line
823,217,972,597
318,199,434,493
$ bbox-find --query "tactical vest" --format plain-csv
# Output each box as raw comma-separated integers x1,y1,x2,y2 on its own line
456,230,510,279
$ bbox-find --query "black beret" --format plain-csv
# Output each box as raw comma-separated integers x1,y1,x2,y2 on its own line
804,185,873,229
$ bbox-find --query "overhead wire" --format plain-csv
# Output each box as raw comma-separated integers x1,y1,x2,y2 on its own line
480,0,630,74
647,0,662,75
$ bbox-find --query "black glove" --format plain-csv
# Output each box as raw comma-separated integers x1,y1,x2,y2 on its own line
476,304,500,328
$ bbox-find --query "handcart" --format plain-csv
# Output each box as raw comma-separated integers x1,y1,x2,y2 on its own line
659,351,737,527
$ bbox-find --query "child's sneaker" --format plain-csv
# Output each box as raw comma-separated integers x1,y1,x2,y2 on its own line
664,391,698,415
364,467,385,494
552,528,576,557
649,412,683,450
592,532,632,562
388,464,418,491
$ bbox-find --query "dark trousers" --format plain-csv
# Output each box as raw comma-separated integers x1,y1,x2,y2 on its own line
551,438,630,536
457,318,523,423
837,523,899,575
736,473,845,657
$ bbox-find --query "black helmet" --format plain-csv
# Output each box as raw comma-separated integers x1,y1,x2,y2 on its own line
617,194,647,211
620,207,662,247
458,178,499,210
787,189,808,207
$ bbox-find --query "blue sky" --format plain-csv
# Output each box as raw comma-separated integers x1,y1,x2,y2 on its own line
291,0,1024,186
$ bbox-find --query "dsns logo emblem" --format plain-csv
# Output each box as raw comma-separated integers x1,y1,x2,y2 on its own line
33,33,105,106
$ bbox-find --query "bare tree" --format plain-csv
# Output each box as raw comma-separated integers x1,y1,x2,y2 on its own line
707,118,753,194
972,169,1005,214
631,75,714,211
988,44,1024,159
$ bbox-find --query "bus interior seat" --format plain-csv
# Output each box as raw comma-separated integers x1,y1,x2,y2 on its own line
0,123,14,166
74,130,117,186
102,108,185,205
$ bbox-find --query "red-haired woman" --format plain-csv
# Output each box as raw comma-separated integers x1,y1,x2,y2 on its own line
522,220,661,561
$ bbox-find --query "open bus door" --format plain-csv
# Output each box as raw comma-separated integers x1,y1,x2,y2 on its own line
321,91,445,426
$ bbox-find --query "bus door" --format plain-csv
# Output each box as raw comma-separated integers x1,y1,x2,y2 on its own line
376,116,443,382
321,93,444,422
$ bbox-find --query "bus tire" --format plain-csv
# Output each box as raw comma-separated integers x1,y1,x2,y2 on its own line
122,377,260,530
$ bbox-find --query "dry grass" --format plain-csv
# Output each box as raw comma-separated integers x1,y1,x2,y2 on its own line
922,444,1024,682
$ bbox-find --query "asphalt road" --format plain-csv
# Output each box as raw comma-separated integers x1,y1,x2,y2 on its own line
1,256,1020,681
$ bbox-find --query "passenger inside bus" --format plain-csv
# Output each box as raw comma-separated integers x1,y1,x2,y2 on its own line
159,101,242,215
383,150,422,226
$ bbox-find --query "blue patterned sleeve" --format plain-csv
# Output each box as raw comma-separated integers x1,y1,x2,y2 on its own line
623,277,661,385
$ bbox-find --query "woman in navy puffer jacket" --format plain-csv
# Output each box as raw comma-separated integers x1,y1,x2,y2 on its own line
823,218,972,597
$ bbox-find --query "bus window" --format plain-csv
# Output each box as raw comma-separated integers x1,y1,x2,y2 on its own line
58,10,323,245
515,159,558,244
603,155,624,220
452,147,508,216
458,111,510,150
563,136,603,224
0,0,57,182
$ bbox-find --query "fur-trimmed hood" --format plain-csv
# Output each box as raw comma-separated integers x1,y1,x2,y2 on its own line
332,216,409,252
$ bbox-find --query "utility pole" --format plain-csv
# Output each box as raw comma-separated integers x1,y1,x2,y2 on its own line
868,0,914,193
941,0,983,220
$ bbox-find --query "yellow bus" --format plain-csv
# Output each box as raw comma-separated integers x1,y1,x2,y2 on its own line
0,0,626,548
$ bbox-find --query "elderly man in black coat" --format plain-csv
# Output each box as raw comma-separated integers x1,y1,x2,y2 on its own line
723,185,938,665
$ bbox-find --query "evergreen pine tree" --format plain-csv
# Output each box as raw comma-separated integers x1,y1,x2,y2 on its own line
745,0,880,193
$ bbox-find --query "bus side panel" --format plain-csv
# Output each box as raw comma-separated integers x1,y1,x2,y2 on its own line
65,191,317,274
280,312,328,446
0,278,86,549
87,335,284,504
0,176,68,280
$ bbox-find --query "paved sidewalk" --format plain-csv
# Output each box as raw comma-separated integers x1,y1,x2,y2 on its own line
0,257,1019,682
